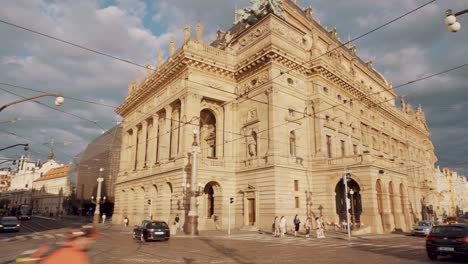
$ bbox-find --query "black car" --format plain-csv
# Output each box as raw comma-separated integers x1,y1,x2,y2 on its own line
0,216,20,232
133,220,170,242
426,223,468,260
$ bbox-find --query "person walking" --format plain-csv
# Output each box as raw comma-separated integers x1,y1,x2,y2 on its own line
101,213,106,224
304,217,312,238
293,215,301,237
316,217,325,238
174,214,180,234
272,216,279,237
20,225,100,264
124,216,129,227
320,215,326,230
279,216,287,238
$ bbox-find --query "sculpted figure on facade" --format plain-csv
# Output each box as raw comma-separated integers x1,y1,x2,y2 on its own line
196,21,204,43
237,0,285,25
157,49,163,68
183,23,191,43
169,36,175,56
247,131,257,157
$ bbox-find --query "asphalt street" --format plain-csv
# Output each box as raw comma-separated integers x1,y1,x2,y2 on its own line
1,218,467,264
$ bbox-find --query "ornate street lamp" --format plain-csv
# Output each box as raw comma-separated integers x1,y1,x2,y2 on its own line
0,93,64,112
186,128,201,236
349,189,356,227
444,9,468,32
92,168,104,224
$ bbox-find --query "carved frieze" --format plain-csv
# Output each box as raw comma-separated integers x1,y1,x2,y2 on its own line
237,23,270,51
238,70,270,95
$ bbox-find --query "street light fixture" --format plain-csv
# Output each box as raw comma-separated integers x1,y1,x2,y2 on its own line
0,93,64,112
0,143,29,152
444,9,468,32
349,189,356,227
92,168,104,224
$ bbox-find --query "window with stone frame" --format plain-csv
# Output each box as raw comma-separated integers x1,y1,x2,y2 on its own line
326,135,332,158
289,131,296,157
295,197,300,208
294,180,299,191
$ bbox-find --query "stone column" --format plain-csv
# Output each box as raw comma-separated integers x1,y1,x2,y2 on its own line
394,192,407,231
163,105,173,161
152,114,160,164
141,120,148,168
265,88,278,160
171,107,180,159
120,131,130,171
382,188,395,232
360,188,384,233
131,127,138,171
182,93,201,155
177,96,187,158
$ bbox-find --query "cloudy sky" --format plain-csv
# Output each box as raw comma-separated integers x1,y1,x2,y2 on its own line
0,0,467,176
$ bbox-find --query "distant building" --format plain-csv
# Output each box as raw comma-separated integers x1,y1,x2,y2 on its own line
8,155,61,207
0,168,13,192
76,125,121,216
32,165,71,216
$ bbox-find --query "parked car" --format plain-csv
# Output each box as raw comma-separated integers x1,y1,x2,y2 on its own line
411,220,434,236
0,216,20,232
426,223,468,260
132,220,170,242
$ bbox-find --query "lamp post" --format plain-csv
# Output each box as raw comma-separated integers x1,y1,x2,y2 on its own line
444,9,468,32
186,128,201,236
0,144,29,152
318,205,324,217
92,168,104,224
0,93,64,112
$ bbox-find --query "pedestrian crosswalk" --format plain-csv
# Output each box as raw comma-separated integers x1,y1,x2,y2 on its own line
219,233,425,252
1,231,66,242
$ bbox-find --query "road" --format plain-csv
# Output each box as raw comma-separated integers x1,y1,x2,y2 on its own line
1,220,467,264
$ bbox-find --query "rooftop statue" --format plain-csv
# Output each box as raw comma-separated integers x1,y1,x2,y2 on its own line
237,0,284,25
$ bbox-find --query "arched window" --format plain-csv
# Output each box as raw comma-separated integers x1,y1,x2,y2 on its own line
289,131,296,157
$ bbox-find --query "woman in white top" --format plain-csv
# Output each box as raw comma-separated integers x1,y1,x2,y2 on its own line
279,216,287,237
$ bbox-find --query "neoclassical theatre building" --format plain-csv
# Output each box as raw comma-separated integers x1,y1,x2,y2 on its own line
113,0,438,233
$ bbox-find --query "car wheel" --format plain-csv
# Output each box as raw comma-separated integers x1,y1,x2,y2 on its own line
132,231,137,239
140,233,146,242
427,252,437,261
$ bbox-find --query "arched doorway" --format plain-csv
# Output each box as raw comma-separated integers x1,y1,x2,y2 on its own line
335,178,362,224
205,184,214,218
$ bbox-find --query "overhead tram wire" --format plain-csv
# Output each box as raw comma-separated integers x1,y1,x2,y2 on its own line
0,87,107,131
3,60,467,154
0,0,436,102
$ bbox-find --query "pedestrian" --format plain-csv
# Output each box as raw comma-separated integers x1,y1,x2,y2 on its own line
320,215,326,230
174,214,180,234
20,225,100,264
304,217,312,238
293,214,301,237
272,216,280,237
279,216,287,238
101,213,106,224
124,216,129,227
316,217,325,238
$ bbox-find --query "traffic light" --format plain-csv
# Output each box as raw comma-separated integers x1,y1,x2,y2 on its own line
147,199,152,205
230,197,234,204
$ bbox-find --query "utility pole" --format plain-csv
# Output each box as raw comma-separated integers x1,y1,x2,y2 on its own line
229,197,234,236
343,168,351,240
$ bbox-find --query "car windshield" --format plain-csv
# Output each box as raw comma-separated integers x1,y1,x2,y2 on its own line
431,226,468,236
1,217,18,224
150,222,168,229
417,221,431,226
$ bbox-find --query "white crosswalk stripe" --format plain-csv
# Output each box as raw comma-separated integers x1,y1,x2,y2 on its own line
222,233,423,254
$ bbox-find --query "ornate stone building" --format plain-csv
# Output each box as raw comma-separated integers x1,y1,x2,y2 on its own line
113,0,440,233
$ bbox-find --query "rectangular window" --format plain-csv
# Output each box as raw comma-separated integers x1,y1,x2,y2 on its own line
326,135,332,158
341,140,346,157
295,197,300,208
353,144,358,155
294,180,299,191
